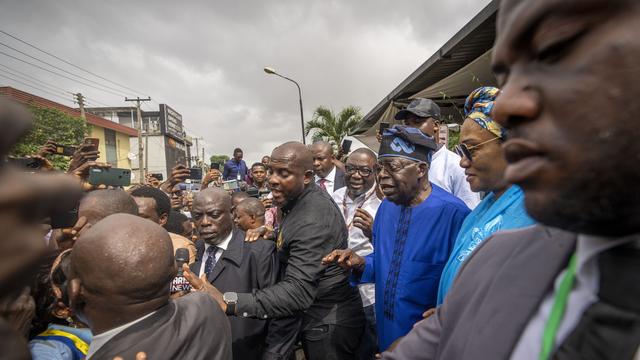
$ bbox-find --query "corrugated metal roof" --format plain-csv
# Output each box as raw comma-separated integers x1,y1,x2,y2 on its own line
0,86,139,136
353,0,498,134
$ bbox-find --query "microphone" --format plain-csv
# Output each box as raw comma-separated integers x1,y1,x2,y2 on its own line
170,248,192,293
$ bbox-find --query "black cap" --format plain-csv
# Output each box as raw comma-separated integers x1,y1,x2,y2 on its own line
379,125,438,164
395,98,441,121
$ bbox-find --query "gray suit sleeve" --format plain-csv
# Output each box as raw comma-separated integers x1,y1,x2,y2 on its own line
381,307,444,360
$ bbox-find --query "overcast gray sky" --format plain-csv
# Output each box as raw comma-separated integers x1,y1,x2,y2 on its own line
0,0,491,163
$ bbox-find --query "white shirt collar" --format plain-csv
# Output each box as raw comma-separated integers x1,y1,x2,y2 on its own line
87,310,157,358
204,230,233,252
576,233,640,272
316,165,336,183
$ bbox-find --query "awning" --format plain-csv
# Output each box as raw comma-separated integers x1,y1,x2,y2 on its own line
353,0,498,140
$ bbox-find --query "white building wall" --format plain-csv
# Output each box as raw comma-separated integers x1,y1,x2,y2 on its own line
130,135,168,181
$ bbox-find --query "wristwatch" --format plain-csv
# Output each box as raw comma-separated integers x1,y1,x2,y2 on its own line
223,292,238,315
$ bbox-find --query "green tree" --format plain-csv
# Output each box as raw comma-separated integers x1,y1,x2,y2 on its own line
209,154,230,170
304,106,362,149
11,105,88,170
447,130,460,151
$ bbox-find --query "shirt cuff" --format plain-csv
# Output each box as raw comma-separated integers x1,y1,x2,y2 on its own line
235,293,270,320
360,255,375,284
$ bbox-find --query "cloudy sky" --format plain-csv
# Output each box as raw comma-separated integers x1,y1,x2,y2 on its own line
0,0,491,163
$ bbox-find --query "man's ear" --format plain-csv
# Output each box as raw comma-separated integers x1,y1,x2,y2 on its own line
159,213,168,226
417,162,429,180
68,278,82,311
303,169,314,185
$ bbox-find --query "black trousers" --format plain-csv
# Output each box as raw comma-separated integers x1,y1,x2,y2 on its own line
301,323,364,360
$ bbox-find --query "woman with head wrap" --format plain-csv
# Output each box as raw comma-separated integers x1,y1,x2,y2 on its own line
436,86,536,304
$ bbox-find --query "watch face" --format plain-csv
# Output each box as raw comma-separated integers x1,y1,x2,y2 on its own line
224,292,238,303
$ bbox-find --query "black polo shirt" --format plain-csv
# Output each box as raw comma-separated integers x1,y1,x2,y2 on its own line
236,183,364,329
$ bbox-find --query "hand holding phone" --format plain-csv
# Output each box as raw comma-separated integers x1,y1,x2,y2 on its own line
87,167,131,187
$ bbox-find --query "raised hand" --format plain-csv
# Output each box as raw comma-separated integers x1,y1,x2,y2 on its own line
36,140,57,157
353,208,374,239
182,264,227,313
321,248,365,271
68,143,100,173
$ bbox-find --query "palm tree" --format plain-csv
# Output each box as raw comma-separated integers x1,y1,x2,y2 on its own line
305,105,362,149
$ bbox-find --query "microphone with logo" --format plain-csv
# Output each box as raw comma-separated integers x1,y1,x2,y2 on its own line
170,248,192,294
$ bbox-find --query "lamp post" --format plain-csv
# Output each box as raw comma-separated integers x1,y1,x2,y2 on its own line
264,66,306,144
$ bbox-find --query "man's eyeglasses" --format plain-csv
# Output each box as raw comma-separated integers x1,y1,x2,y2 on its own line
375,159,416,174
345,165,374,177
454,137,500,161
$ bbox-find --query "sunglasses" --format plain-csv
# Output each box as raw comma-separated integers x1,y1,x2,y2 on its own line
455,137,500,161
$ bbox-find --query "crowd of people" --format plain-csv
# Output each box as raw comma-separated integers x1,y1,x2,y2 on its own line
0,0,638,359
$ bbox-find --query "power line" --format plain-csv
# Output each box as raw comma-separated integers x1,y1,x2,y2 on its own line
0,41,131,97
0,73,74,104
0,64,114,107
84,96,110,107
0,30,151,98
0,64,73,95
0,50,126,97
0,64,112,106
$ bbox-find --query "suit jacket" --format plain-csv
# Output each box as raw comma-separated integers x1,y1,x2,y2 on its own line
191,229,279,360
92,292,232,359
383,225,576,360
334,167,346,192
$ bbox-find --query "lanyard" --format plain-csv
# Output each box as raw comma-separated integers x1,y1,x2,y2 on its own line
341,187,376,230
539,252,578,360
35,328,90,357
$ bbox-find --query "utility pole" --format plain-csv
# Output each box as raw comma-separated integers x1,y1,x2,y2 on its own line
125,97,151,183
144,128,149,176
193,136,204,174
194,137,200,166
75,93,86,120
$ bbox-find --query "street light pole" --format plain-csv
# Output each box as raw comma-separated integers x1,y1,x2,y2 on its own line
264,67,306,144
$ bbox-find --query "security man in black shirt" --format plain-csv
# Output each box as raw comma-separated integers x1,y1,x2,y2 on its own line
204,141,365,359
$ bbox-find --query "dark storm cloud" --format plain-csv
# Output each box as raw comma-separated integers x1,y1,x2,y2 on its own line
0,0,491,162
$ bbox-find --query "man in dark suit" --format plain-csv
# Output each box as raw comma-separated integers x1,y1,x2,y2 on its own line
190,187,279,360
69,214,232,359
311,141,346,194
382,0,640,359
200,142,365,360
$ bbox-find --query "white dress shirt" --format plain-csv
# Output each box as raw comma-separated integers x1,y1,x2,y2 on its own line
429,145,480,209
332,186,381,307
510,234,640,359
315,166,337,195
198,231,233,276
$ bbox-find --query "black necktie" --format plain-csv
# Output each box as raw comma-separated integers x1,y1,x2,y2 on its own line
553,242,640,360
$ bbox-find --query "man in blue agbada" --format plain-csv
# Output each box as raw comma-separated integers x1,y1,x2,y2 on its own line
323,125,470,352
437,87,536,304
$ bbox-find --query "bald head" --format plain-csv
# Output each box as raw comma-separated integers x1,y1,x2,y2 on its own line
72,214,174,302
272,141,314,172
192,188,234,245
310,141,336,178
310,141,334,155
236,197,265,217
350,147,377,161
194,187,232,210
79,189,139,225
268,142,315,207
